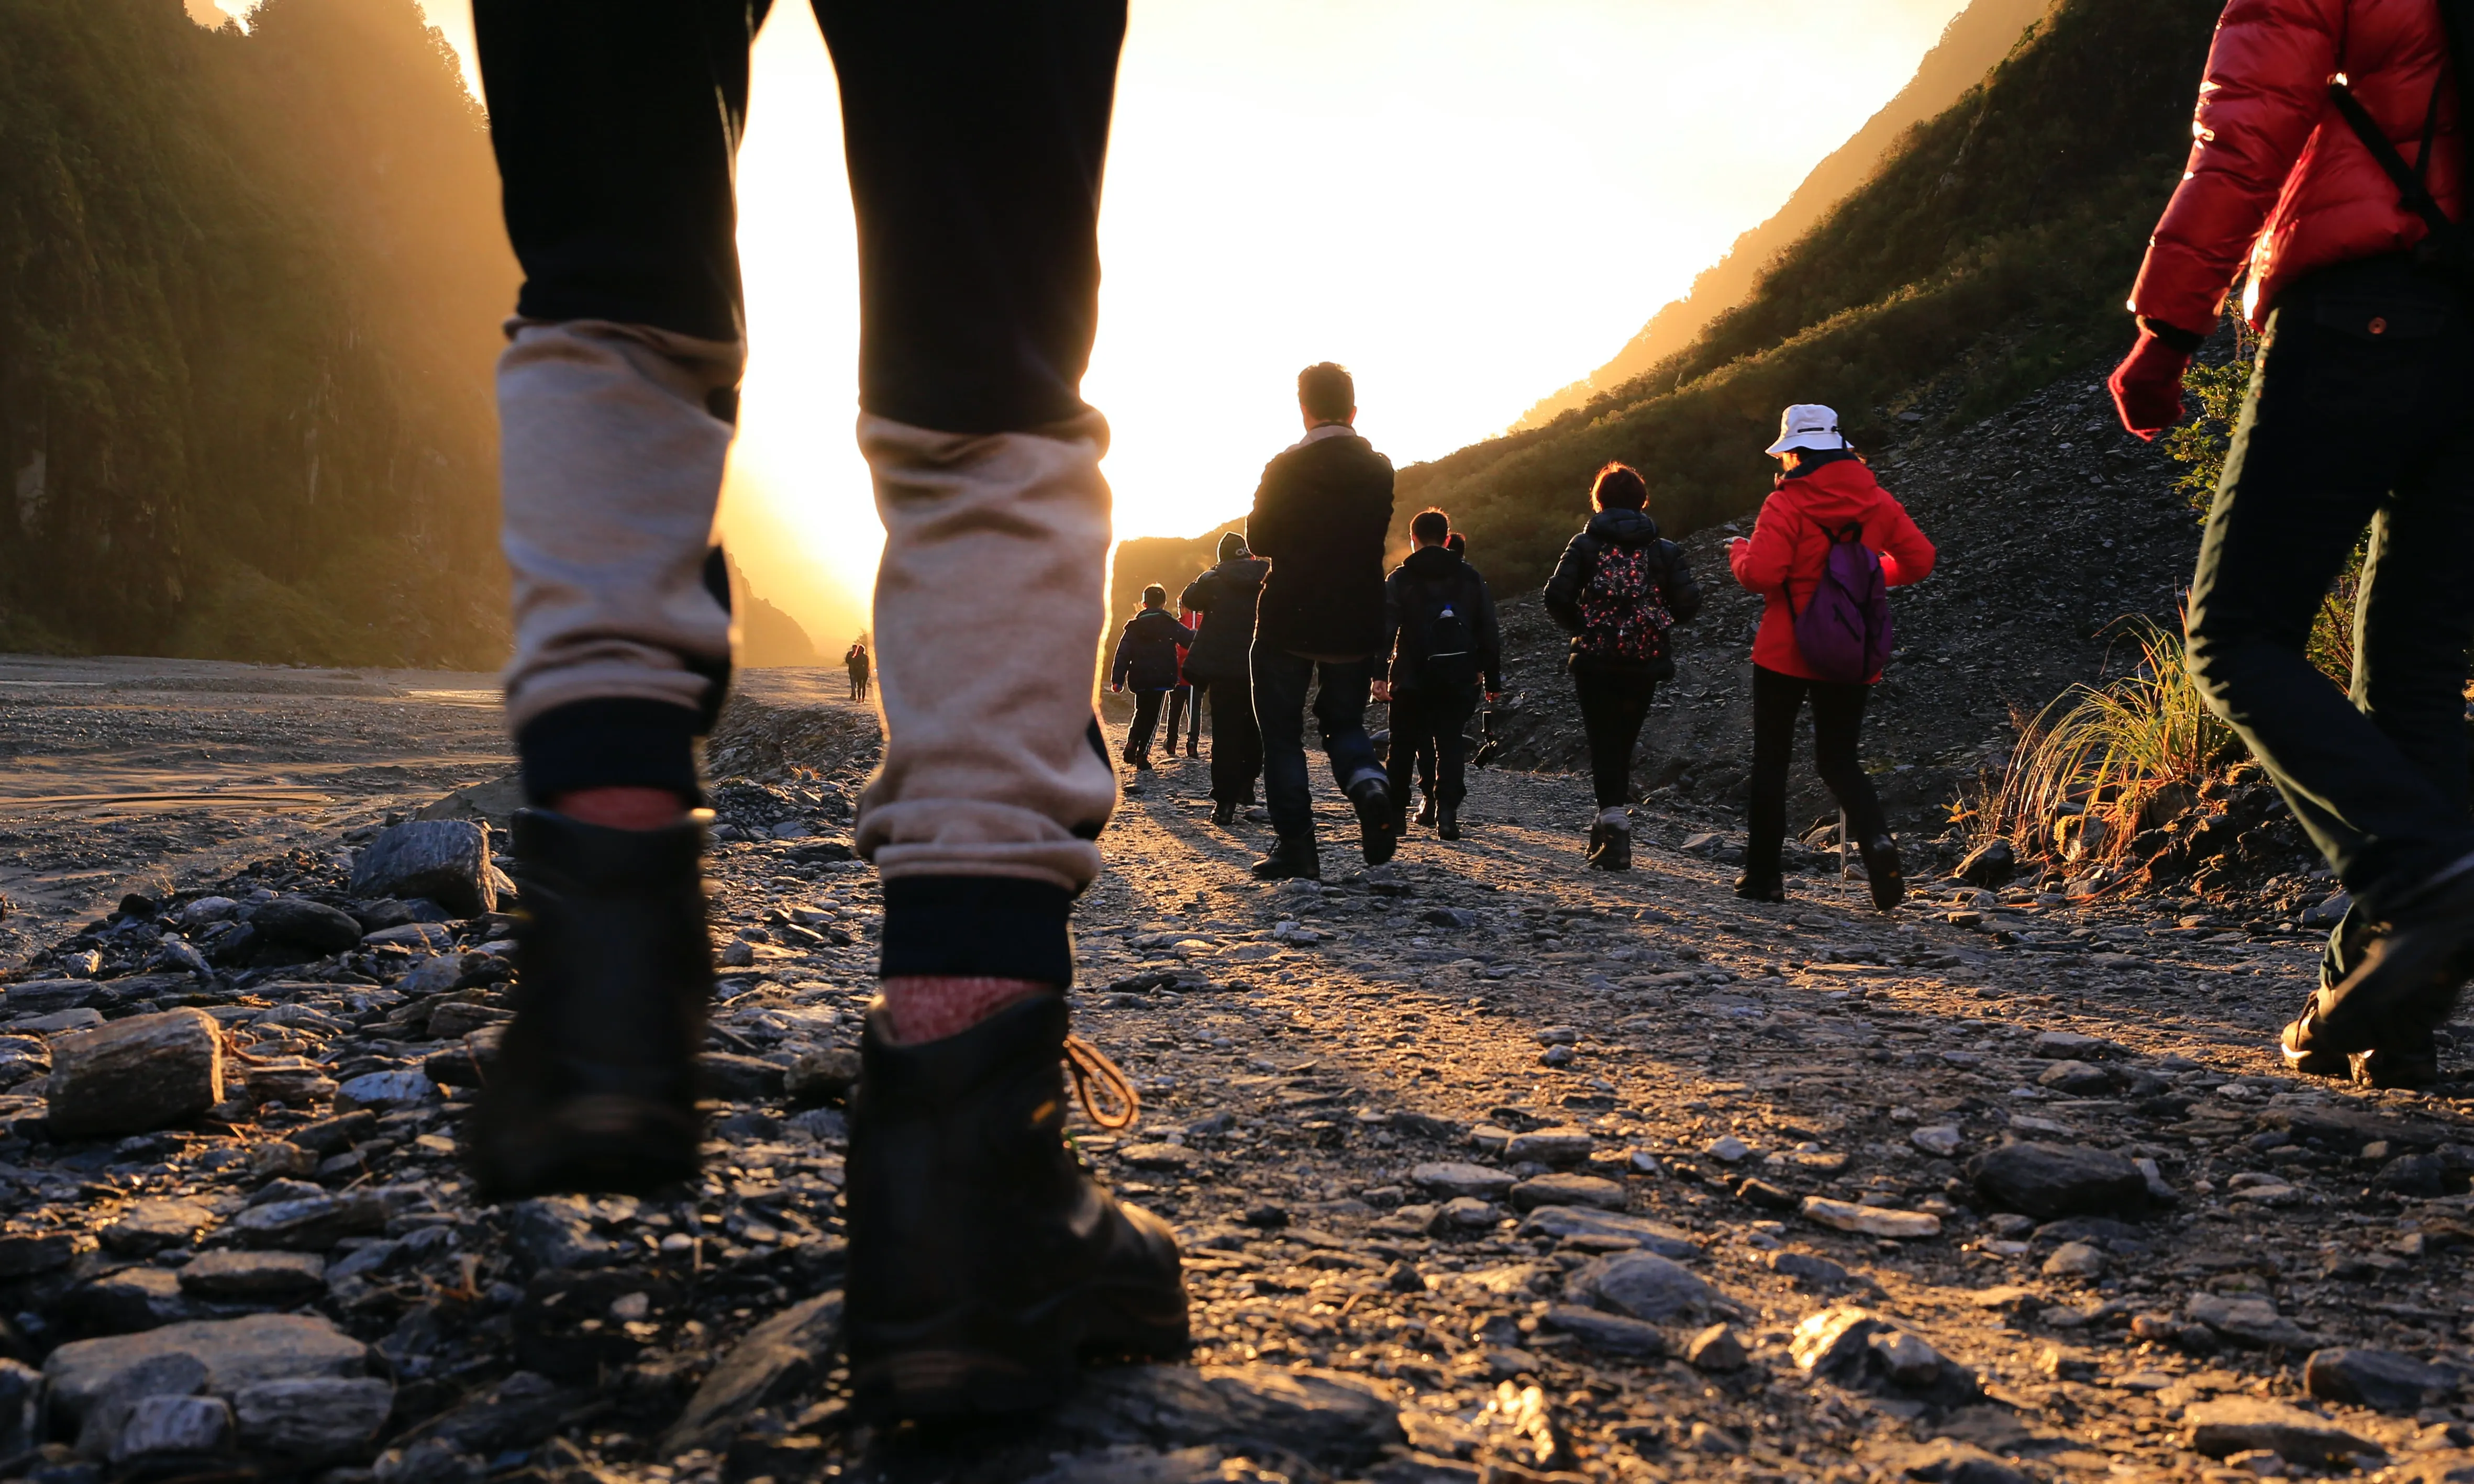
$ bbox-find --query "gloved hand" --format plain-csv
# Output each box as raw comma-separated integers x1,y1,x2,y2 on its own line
2109,329,2193,440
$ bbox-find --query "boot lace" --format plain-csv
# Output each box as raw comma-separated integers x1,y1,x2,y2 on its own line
1063,1034,1140,1130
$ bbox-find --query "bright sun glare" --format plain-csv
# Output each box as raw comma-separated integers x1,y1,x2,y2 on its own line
414,0,1968,650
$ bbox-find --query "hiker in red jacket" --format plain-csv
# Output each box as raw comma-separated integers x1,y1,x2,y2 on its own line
1728,404,1935,911
2111,0,2474,1089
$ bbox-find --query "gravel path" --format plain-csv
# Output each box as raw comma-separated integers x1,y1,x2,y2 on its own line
0,670,2467,1484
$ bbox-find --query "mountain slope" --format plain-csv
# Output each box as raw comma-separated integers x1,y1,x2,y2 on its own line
0,0,517,665
1513,0,2055,431
1397,0,2221,593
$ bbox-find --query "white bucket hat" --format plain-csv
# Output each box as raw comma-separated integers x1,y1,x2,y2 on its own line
1765,403,1847,455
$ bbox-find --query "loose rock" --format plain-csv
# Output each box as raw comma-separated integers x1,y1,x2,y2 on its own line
2183,1397,2376,1462
2305,1347,2460,1412
349,820,495,918
1966,1141,2147,1220
44,1009,226,1139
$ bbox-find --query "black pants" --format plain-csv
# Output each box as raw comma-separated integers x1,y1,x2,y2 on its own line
474,0,1122,432
1253,645,1381,841
1747,664,1884,880
1388,686,1479,810
1125,689,1167,759
1572,666,1658,809
2186,254,2474,910
1163,685,1199,752
476,0,1124,985
1205,675,1261,805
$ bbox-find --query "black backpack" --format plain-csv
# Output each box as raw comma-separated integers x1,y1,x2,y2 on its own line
1406,571,1480,691
2328,2,2474,276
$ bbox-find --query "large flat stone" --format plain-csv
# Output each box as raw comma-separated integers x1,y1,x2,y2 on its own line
1058,1364,1402,1468
232,1377,395,1461
1539,1303,1667,1357
1966,1141,2147,1220
1508,1173,1626,1212
1515,1206,1701,1258
177,1251,327,1304
1568,1251,1719,1323
46,1314,369,1422
2187,1293,2310,1349
2304,1347,2461,1412
1409,1162,1516,1200
661,1291,841,1455
2182,1398,2375,1461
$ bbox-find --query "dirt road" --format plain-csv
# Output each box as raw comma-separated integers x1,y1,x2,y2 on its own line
0,664,2467,1484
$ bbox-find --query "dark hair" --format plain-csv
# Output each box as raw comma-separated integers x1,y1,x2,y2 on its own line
1445,532,1466,556
1410,508,1451,545
1591,461,1649,511
1218,531,1249,562
1141,584,1167,608
1297,362,1355,422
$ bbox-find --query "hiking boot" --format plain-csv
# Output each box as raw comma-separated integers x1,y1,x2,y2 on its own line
1858,834,1905,913
1734,874,1786,903
1415,794,1438,830
846,995,1187,1420
1185,745,1200,758
2350,1026,2443,1090
1586,810,1631,871
1210,800,1236,828
1250,834,1321,880
1131,753,1153,772
2279,854,2474,1070
466,809,711,1200
1348,775,1398,866
1437,803,1461,842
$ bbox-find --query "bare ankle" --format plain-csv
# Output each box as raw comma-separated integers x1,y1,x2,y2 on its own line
880,977,1051,1044
550,787,692,831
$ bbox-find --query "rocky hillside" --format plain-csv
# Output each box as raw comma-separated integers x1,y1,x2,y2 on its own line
1512,0,2055,430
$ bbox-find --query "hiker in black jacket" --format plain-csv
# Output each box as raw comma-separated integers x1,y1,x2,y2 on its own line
1179,532,1270,825
1244,362,1398,879
1545,462,1704,869
1377,509,1500,842
1110,585,1195,771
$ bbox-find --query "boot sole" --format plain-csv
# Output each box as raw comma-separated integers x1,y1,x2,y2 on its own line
849,1289,1190,1422
1353,794,1397,866
467,1095,701,1201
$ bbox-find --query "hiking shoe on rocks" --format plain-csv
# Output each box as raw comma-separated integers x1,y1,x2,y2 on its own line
1348,775,1398,866
1859,834,1905,912
2351,1028,2443,1090
1210,800,1236,828
1250,834,1321,880
1415,794,1438,830
1734,874,1786,903
1586,810,1632,871
466,809,712,1200
2281,853,2474,1071
847,995,1187,1420
1437,804,1461,841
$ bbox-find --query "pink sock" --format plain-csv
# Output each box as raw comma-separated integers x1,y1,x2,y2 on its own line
880,976,1050,1044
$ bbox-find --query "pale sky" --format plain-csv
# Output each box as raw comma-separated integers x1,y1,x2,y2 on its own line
396,0,1970,646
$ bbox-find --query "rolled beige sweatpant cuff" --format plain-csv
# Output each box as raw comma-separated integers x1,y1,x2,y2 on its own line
497,318,744,737
855,412,1117,900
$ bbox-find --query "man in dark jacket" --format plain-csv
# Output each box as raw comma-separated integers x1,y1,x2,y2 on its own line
1545,463,1704,869
1110,585,1194,771
1245,362,1397,878
1180,532,1270,824
2112,0,2474,1089
1377,509,1499,842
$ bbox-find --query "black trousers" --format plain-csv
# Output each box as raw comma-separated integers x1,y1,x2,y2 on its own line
1163,685,1200,752
1388,686,1479,809
1253,645,1381,841
1572,666,1658,809
1747,663,1884,880
474,0,1123,433
2185,254,2474,911
1205,675,1261,805
1125,689,1167,759
475,0,1124,986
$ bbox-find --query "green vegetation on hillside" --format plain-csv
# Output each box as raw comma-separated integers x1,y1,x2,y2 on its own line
0,0,517,666
1395,0,2222,593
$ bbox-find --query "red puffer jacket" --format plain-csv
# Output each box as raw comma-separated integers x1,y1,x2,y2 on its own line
2131,0,2465,335
1728,454,1935,684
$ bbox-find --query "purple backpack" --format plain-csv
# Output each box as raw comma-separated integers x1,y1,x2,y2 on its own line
1792,522,1893,683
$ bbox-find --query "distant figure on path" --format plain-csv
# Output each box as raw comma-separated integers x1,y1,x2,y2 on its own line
1245,362,1398,879
1407,530,1483,825
1545,462,1702,871
1110,584,1194,771
1161,622,1201,761
2109,0,2474,1089
465,0,1185,1423
844,638,871,701
1180,532,1269,825
1726,407,1933,907
1377,509,1499,842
